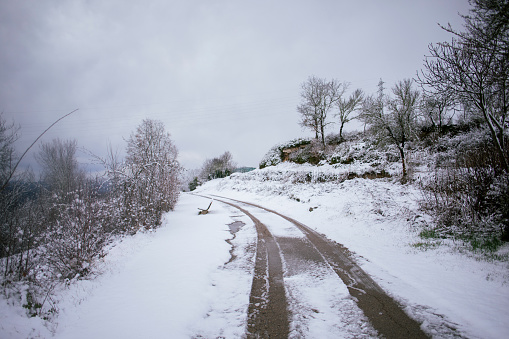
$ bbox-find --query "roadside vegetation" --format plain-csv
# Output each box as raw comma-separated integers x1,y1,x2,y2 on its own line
187,151,237,191
0,117,181,319
187,151,256,192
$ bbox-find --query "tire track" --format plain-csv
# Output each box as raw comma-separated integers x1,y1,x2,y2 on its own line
209,197,289,338
211,195,428,339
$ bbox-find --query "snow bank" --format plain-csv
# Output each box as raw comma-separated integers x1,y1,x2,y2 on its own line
0,298,52,338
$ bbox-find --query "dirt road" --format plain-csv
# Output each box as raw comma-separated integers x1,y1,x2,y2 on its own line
208,194,429,338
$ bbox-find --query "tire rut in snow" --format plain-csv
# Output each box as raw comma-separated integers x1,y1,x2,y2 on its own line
213,198,289,338
213,195,429,339
224,221,245,265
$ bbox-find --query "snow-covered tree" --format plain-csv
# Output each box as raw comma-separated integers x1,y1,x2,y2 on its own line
119,119,181,229
298,76,347,148
0,114,32,274
417,0,509,241
336,88,364,140
418,0,509,171
200,151,236,180
361,79,420,180
420,92,455,131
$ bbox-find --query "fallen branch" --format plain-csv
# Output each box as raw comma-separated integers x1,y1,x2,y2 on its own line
198,200,213,215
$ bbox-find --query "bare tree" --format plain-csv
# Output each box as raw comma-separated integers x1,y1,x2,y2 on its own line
298,76,346,148
420,92,455,131
417,0,509,171
298,103,320,140
200,151,236,180
362,79,420,179
0,114,19,185
336,88,364,140
36,138,85,198
0,109,78,193
0,115,24,267
0,115,24,218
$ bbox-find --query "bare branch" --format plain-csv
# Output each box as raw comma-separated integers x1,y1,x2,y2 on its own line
0,108,79,192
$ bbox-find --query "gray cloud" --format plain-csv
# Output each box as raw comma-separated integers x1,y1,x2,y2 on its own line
1,0,470,172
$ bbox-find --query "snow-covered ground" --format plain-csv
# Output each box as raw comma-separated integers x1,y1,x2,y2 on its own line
1,162,508,338
195,163,509,339
1,194,256,338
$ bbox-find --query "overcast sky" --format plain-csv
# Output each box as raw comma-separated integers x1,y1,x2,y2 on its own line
1,0,471,173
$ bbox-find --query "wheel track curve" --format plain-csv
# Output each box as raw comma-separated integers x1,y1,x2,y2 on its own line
198,194,428,338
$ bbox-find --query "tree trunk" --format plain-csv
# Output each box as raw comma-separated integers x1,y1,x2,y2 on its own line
398,146,407,179
321,124,326,150
481,107,509,172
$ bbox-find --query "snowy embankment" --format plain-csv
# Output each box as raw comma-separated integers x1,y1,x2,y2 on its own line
195,162,509,339
1,194,255,339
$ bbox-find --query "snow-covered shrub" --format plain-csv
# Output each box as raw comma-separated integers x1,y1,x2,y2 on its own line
1,186,46,283
259,133,401,173
188,177,199,191
420,129,509,250
325,132,343,146
486,174,509,242
328,140,367,165
288,139,323,165
199,151,235,181
103,119,182,232
22,288,43,317
45,188,108,280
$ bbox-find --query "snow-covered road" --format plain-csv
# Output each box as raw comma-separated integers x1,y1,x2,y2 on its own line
208,195,427,338
8,183,506,338
195,173,509,339
211,195,375,338
55,193,388,338
54,192,426,338
53,194,255,338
